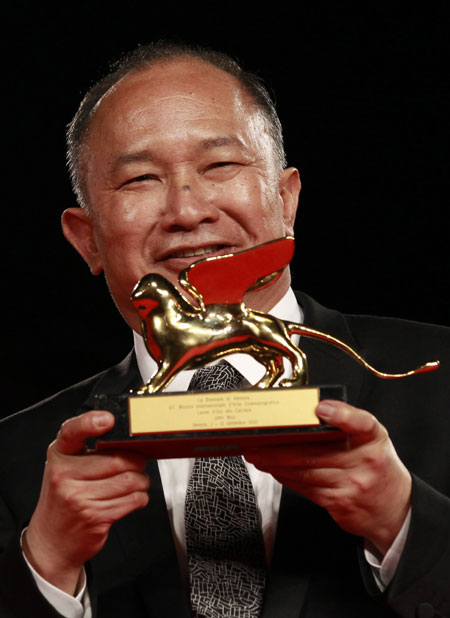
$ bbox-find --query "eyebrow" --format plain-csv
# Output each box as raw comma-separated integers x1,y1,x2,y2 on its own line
199,136,244,150
113,136,245,171
113,149,156,170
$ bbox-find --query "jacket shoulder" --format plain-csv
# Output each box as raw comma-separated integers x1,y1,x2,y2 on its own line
0,351,137,458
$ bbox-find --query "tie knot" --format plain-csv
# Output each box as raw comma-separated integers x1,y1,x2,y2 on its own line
188,362,243,392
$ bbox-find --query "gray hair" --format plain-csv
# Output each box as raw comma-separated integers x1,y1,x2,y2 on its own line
66,41,287,209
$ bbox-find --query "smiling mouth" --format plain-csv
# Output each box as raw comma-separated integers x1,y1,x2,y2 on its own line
167,245,225,259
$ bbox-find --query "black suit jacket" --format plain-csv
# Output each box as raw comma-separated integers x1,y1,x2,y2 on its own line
1,292,449,618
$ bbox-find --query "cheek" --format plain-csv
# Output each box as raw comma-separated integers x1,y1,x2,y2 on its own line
120,202,148,224
251,183,287,234
238,174,269,204
93,220,141,275
93,198,154,249
218,175,274,217
107,195,158,225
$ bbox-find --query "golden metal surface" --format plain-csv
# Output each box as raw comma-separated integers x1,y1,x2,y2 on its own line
131,239,439,394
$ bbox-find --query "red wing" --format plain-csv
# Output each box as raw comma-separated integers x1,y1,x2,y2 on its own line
182,237,295,305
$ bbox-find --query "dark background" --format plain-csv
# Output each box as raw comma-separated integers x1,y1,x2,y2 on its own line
3,3,449,416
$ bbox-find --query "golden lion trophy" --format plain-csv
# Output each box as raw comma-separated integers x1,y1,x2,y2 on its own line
88,237,439,458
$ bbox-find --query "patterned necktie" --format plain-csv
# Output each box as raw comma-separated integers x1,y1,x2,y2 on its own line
185,363,266,618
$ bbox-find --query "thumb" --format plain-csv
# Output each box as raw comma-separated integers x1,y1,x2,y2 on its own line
316,400,380,444
54,411,115,455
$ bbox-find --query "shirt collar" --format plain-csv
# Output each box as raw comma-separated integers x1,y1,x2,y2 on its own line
134,287,302,391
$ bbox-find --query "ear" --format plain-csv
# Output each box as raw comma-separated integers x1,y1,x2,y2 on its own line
278,167,301,236
61,207,103,275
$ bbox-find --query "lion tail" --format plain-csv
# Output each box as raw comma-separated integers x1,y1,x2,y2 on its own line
284,322,440,379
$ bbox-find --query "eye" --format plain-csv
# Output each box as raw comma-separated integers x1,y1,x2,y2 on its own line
121,174,159,187
207,161,235,170
203,161,242,179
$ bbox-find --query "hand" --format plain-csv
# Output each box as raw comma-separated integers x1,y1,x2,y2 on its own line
245,400,412,555
24,411,150,595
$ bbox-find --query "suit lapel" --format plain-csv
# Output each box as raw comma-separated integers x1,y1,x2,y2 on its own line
263,488,311,618
263,293,367,617
83,350,142,403
84,353,191,616
295,291,367,407
116,460,191,617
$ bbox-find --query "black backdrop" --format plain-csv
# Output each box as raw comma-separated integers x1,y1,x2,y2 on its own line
3,3,449,417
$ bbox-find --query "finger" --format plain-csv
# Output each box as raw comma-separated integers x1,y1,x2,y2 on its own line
316,400,381,442
266,465,343,488
85,490,150,523
245,440,350,470
45,449,148,482
74,471,151,500
54,411,115,455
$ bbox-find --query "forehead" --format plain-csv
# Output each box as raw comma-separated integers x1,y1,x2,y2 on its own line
86,58,266,149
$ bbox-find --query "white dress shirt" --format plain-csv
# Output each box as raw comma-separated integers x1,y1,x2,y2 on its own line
23,287,409,617
134,288,301,580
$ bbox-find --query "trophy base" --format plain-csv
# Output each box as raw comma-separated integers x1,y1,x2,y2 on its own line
86,385,347,458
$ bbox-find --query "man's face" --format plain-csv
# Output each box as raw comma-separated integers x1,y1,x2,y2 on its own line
63,58,300,331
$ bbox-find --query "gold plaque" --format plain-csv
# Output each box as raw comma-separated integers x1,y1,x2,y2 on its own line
129,388,320,435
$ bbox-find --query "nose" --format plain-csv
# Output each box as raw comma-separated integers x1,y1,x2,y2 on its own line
160,177,219,232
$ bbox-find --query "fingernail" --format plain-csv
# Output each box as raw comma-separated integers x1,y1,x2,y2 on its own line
316,401,335,420
93,412,112,428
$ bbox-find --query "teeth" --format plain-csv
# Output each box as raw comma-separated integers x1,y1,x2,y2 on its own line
170,245,222,259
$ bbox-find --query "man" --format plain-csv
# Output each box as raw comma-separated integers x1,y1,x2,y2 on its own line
0,42,449,618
